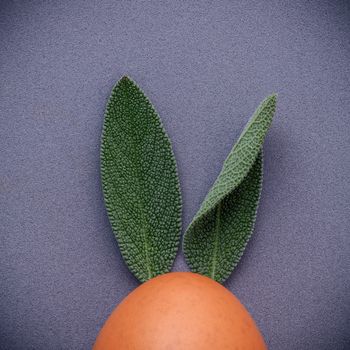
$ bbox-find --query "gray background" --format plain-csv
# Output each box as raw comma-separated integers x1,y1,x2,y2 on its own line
1,0,349,349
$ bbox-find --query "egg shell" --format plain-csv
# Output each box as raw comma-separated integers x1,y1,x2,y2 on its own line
94,272,267,350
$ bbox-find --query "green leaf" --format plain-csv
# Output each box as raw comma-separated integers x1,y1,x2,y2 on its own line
183,95,277,283
101,76,181,283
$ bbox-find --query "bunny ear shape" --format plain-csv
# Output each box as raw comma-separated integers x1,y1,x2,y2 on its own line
183,95,277,284
101,76,182,283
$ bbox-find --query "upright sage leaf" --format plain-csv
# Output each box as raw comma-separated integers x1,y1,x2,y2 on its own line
101,76,181,283
183,95,277,284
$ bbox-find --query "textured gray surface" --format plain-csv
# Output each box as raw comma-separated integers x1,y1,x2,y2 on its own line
0,1,349,349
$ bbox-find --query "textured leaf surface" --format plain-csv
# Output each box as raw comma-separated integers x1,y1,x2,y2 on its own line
183,95,277,283
101,76,181,283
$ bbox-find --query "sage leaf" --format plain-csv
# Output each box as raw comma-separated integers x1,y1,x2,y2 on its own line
101,76,181,283
183,95,277,283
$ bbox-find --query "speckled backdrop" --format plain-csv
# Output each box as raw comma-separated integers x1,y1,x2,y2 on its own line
1,1,349,349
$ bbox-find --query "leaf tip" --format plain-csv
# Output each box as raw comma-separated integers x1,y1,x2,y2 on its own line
268,93,278,105
120,75,131,81
266,92,277,101
119,75,136,87
260,93,277,115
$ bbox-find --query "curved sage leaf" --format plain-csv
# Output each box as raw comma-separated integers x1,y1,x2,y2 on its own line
101,76,181,283
183,95,277,283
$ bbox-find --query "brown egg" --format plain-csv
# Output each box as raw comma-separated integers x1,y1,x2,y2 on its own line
94,272,267,350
